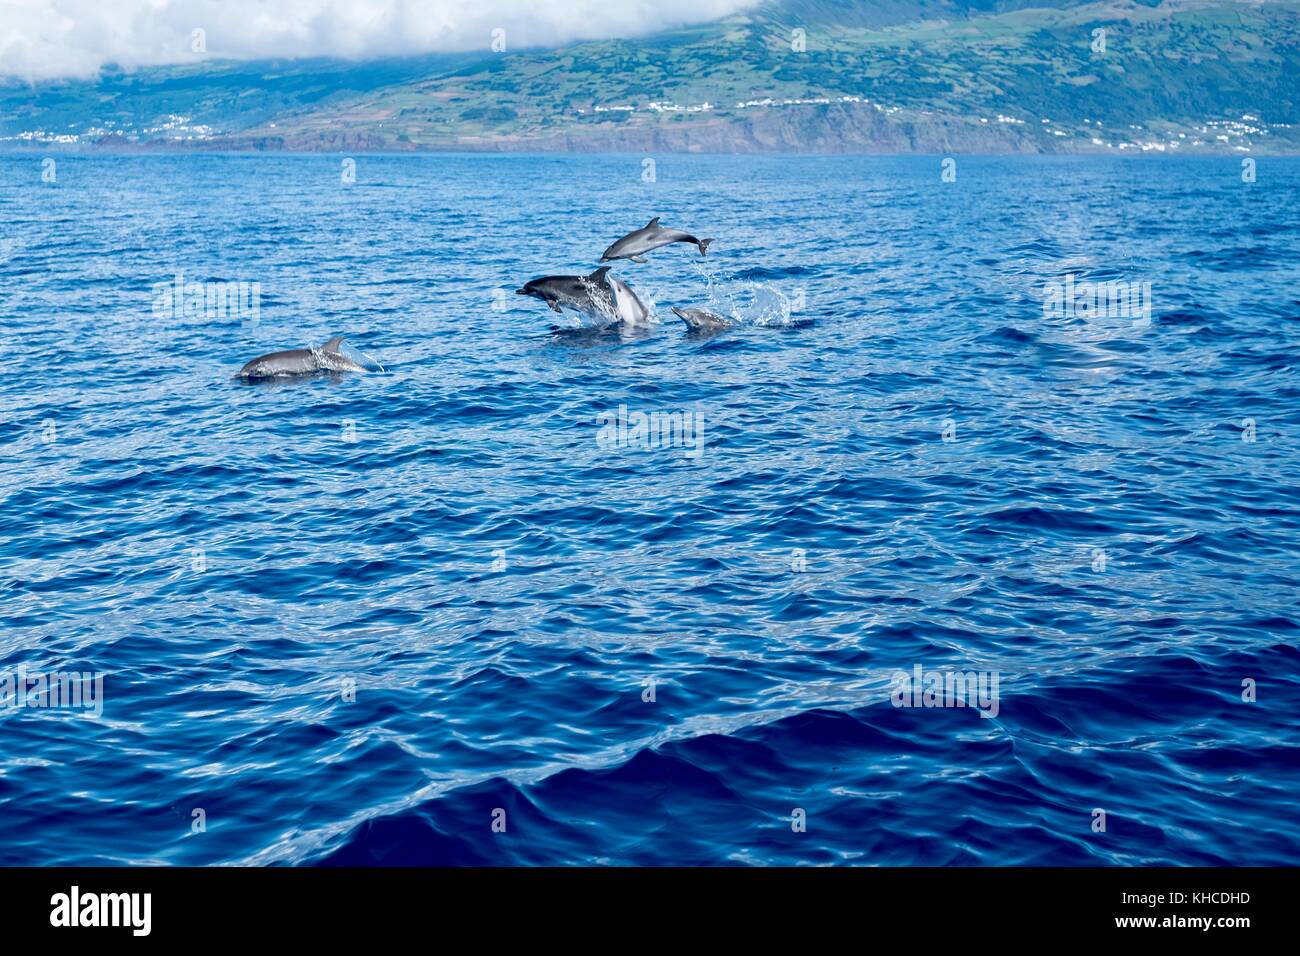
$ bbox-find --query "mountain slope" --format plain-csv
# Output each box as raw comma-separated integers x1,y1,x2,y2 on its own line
3,0,1298,153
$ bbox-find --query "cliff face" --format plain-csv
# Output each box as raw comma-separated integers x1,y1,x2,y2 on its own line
441,105,1051,154
204,100,1291,156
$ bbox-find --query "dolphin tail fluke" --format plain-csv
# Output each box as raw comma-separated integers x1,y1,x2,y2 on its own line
698,238,714,256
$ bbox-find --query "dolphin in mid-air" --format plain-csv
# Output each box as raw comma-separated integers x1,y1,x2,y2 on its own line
672,306,734,333
601,218,714,263
517,267,650,327
237,336,371,379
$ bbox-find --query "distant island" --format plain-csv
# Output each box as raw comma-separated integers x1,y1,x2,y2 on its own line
4,0,1299,154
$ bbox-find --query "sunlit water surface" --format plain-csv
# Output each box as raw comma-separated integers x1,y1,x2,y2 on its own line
0,153,1297,865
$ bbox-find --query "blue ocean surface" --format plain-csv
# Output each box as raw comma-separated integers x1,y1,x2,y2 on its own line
0,153,1297,866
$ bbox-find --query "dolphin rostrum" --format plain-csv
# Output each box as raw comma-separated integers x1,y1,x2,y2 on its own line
237,336,370,379
601,218,714,263
517,267,650,327
672,306,734,332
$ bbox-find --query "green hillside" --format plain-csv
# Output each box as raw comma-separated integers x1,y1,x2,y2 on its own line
3,0,1298,153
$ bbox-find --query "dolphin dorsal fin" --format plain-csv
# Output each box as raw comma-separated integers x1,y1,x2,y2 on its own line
646,217,660,228
321,336,346,353
588,266,612,283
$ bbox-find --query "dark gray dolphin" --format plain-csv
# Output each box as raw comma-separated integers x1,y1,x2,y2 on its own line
672,306,734,332
601,218,714,263
517,267,650,327
237,336,370,379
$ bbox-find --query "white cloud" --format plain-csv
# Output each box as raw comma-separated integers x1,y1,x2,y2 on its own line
0,0,758,81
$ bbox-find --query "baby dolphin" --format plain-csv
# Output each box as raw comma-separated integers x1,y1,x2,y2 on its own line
237,336,370,379
601,217,713,263
672,306,734,332
517,267,650,327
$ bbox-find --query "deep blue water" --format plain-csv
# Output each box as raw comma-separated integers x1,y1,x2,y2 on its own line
1,153,1297,866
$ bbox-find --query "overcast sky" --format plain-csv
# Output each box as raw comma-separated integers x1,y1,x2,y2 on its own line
0,0,759,81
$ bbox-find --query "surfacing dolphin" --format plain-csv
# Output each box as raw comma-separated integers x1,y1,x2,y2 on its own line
237,336,371,379
604,272,651,326
601,218,714,263
517,267,650,327
672,306,735,333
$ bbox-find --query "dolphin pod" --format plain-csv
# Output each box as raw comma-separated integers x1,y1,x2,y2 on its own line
237,336,372,379
518,216,734,334
237,216,747,376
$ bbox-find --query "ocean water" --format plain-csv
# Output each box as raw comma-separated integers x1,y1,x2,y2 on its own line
1,153,1297,866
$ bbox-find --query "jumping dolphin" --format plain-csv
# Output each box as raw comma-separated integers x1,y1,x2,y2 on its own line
517,267,650,327
605,272,651,326
601,218,714,263
237,336,370,379
672,306,734,332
